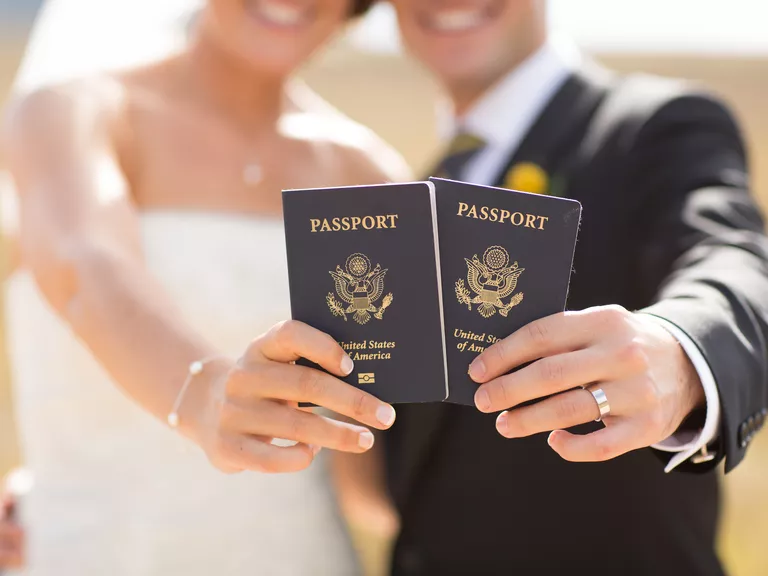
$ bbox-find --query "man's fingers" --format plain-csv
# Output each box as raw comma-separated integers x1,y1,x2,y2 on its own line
236,363,396,431
475,345,635,413
223,435,316,474
469,312,590,383
251,320,353,377
495,381,642,438
546,419,643,462
469,306,632,383
225,400,376,453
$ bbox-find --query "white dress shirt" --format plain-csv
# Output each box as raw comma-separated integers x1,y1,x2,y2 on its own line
444,35,720,471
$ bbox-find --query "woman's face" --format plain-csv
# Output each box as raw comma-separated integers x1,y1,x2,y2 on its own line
204,0,352,74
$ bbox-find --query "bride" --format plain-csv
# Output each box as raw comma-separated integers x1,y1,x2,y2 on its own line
2,0,405,573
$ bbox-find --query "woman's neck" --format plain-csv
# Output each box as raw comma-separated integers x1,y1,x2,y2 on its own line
183,18,286,134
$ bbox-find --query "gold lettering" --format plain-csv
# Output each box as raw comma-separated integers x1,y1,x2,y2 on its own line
309,214,399,232
454,203,548,231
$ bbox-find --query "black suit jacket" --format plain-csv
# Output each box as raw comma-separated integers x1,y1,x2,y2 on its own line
384,65,768,576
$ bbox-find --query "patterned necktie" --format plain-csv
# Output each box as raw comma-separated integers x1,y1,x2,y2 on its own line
430,131,487,181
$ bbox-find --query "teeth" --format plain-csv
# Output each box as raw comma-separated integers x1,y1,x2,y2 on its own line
430,9,485,32
248,0,306,26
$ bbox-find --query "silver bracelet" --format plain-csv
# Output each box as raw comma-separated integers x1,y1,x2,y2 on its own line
167,356,227,429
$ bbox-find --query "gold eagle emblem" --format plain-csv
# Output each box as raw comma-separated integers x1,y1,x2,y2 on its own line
456,246,524,318
327,253,393,325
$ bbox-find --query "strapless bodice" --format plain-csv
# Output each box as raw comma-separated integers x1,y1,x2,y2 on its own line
4,211,357,576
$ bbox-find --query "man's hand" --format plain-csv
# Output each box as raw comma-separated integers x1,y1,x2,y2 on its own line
470,305,705,462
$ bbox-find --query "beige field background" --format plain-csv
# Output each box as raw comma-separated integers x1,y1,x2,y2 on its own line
1,12,767,575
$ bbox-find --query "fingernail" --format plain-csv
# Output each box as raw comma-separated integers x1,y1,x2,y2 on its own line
309,444,322,455
340,355,354,376
358,430,375,450
547,431,558,447
475,389,491,412
469,358,486,381
376,405,396,427
496,412,509,436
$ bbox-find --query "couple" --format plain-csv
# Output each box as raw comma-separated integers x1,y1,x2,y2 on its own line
4,0,768,575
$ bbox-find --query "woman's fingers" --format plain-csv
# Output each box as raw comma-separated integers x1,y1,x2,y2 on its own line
224,400,376,453
252,320,353,377
228,363,396,431
220,435,317,474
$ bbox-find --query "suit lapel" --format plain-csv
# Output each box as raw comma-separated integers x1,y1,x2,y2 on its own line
491,62,613,192
394,62,613,512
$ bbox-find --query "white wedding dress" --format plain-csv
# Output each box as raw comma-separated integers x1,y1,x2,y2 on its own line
3,2,360,573
5,214,360,575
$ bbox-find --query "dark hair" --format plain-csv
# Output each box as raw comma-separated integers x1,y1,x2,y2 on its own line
350,0,376,17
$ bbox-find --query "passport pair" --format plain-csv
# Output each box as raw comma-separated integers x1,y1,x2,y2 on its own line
282,178,581,406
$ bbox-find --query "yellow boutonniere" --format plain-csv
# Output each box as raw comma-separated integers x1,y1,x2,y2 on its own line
504,162,549,195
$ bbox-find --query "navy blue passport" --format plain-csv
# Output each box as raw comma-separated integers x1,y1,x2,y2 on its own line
431,178,581,405
282,182,448,404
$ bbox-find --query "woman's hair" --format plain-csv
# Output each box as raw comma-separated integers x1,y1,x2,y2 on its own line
350,0,376,17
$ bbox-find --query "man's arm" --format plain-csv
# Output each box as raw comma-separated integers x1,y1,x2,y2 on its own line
468,90,768,472
632,93,768,472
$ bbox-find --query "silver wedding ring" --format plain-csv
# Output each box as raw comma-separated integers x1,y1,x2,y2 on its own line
587,387,611,422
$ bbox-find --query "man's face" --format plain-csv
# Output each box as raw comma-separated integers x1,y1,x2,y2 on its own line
391,0,544,92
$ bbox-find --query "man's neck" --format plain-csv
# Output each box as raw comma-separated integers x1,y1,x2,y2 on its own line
183,15,285,134
450,34,548,118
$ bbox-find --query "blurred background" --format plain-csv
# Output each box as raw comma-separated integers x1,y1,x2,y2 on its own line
1,0,767,574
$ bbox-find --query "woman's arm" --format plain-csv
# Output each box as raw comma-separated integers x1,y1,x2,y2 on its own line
0,495,23,569
2,83,397,473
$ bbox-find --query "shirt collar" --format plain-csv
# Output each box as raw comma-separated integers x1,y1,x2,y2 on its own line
449,35,581,149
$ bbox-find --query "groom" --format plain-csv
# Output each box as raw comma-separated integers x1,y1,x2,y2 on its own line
382,0,768,574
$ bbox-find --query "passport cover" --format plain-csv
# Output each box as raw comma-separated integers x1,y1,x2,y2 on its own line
282,182,448,404
431,178,581,405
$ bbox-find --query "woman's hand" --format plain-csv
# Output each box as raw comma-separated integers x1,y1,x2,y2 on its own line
0,495,24,569
190,320,397,474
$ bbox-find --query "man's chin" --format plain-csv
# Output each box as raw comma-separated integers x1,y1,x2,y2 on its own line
428,60,491,88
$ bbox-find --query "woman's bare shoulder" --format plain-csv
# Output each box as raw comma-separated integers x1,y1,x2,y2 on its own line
2,74,128,163
288,83,414,185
